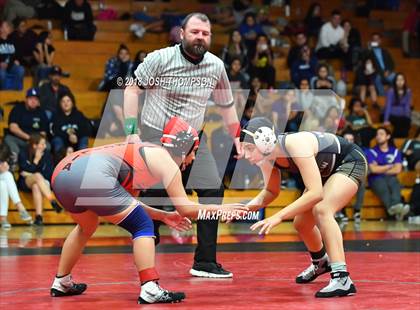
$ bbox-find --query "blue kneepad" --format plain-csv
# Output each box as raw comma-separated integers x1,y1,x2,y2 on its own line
117,205,155,239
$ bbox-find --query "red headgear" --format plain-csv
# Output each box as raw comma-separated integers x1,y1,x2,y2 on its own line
161,117,199,156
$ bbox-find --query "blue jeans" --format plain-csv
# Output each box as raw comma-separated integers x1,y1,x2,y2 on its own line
51,136,89,154
0,64,25,90
375,72,396,96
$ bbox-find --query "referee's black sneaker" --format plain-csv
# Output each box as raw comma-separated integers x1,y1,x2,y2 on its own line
190,262,233,278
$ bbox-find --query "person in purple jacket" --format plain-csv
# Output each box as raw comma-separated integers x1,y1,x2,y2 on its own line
383,73,412,138
365,127,410,221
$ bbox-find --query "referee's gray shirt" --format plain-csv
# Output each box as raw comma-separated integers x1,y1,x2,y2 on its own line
134,44,234,131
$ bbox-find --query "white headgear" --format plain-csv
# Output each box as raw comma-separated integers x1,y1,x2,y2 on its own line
242,126,277,156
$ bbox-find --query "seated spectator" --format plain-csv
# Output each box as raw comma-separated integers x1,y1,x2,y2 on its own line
304,2,324,38
256,7,279,38
232,0,255,25
63,0,96,41
239,12,264,55
33,30,55,86
290,45,317,87
4,88,49,160
401,128,420,174
1,0,35,22
315,10,345,59
131,50,147,76
297,78,314,110
383,73,412,138
17,133,60,226
0,143,32,229
339,19,361,70
310,64,336,90
8,17,38,68
98,44,134,92
0,20,24,90
247,76,261,103
272,89,301,132
402,4,420,57
287,32,308,68
227,57,248,89
240,99,254,128
368,33,396,96
51,93,90,156
354,54,378,104
209,6,236,29
346,97,376,147
320,105,346,134
248,34,276,88
39,65,73,119
221,30,248,69
366,127,410,221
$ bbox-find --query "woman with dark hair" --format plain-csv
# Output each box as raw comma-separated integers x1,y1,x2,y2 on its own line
239,12,264,54
346,98,375,147
339,19,361,70
98,44,134,91
304,3,324,38
321,105,346,135
384,73,412,137
131,50,147,76
310,64,336,90
51,93,90,156
241,116,367,297
248,34,276,88
0,143,32,229
221,30,248,68
354,55,378,104
33,30,55,85
18,133,60,225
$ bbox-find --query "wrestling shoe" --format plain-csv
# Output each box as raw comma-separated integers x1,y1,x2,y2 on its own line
138,281,185,304
296,258,331,283
190,262,233,278
50,274,87,297
315,271,356,298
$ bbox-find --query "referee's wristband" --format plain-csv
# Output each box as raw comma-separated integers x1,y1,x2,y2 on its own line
227,122,241,139
124,117,138,135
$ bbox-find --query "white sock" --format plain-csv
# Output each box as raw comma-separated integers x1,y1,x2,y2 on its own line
52,274,73,291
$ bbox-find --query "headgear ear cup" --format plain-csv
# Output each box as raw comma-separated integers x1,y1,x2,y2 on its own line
253,126,277,155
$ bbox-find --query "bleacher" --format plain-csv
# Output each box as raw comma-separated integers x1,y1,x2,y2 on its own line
1,0,418,225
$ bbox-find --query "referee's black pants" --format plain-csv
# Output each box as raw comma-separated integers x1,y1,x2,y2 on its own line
140,125,224,263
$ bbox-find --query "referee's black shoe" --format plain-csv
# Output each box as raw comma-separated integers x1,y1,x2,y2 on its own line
190,262,233,278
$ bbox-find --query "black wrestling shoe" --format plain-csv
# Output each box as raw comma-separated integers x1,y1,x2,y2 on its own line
50,200,62,213
315,271,357,298
190,262,233,278
51,275,87,297
138,281,185,304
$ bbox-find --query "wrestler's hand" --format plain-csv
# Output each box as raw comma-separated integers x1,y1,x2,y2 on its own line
250,214,282,235
163,211,192,232
220,203,249,223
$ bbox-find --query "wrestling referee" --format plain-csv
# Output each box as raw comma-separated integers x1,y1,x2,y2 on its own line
123,13,242,278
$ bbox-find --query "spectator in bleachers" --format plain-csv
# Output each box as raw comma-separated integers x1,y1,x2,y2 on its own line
0,143,32,230
0,20,24,90
256,7,279,38
366,127,410,221
8,17,38,68
39,65,73,119
368,32,396,96
383,73,412,138
297,78,314,110
248,34,275,88
346,97,376,148
304,2,323,38
339,19,361,71
232,0,255,25
4,88,49,161
63,0,96,41
401,128,420,175
287,32,308,68
209,6,236,29
310,64,335,90
321,105,346,135
17,133,59,226
315,10,344,60
402,4,420,57
227,57,248,89
221,30,248,69
290,44,317,87
354,54,378,104
51,93,90,155
239,12,264,55
272,89,300,132
1,0,35,23
33,30,55,86
131,50,147,76
98,44,134,92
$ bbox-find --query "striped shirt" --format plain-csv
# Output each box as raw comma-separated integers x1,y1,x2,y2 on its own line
134,44,234,131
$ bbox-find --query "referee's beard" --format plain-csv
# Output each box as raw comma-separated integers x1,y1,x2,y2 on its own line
182,38,209,59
